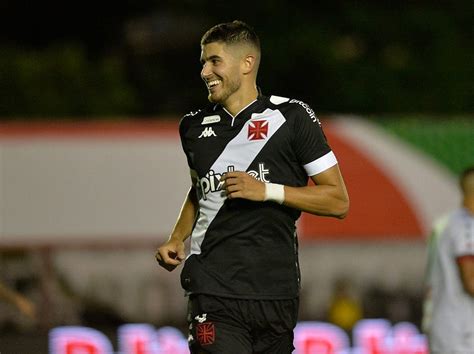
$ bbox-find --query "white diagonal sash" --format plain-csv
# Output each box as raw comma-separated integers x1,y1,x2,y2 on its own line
190,108,286,255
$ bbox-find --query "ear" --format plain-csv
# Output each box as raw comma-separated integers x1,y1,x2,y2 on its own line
241,54,257,75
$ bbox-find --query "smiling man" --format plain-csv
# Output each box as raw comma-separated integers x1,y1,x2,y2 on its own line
155,20,349,354
200,28,260,116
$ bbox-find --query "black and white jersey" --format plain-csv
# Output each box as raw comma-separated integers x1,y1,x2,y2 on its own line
179,94,337,299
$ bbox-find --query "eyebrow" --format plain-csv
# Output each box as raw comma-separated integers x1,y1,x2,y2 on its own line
200,55,221,64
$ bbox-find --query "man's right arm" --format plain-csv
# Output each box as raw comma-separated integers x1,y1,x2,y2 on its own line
458,256,474,297
155,186,199,271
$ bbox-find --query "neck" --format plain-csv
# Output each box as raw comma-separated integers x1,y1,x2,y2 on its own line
463,195,474,215
223,85,258,116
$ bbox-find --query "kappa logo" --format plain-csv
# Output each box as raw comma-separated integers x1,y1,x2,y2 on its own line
248,120,268,140
199,127,217,138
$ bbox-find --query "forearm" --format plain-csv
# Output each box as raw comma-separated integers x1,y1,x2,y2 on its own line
156,186,198,271
224,165,349,218
169,186,199,242
283,184,349,218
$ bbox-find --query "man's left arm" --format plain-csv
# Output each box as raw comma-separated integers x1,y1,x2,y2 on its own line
222,164,349,219
284,164,349,218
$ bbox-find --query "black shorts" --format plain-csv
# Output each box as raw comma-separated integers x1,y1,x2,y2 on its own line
187,294,299,354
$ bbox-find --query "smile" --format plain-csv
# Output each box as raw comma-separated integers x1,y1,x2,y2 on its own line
207,80,221,89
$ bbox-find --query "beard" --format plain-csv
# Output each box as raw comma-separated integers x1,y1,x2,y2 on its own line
207,76,241,104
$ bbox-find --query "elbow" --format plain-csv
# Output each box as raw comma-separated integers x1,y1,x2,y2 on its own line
333,198,350,219
334,188,350,219
336,205,349,219
336,210,348,220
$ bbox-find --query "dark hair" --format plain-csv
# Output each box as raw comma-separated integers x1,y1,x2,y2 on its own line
460,165,474,192
201,20,260,51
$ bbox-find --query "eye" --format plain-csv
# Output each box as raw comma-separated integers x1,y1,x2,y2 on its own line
210,56,221,65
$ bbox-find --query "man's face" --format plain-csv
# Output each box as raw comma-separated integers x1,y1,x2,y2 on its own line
200,42,242,105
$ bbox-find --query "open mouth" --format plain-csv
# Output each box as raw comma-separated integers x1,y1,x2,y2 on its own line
207,79,221,90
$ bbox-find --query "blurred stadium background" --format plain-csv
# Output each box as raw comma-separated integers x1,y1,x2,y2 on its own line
0,1,473,353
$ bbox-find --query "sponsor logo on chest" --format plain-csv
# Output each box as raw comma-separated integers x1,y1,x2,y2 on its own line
201,115,221,125
197,163,270,200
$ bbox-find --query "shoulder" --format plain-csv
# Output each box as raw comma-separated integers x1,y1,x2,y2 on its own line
181,104,215,121
433,213,452,233
450,208,473,227
179,104,216,130
447,208,470,224
442,208,471,239
430,212,453,243
264,95,321,125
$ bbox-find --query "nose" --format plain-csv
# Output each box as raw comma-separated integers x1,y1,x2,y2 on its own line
201,63,212,79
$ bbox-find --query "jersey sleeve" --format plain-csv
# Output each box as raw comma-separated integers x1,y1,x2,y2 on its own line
289,100,337,176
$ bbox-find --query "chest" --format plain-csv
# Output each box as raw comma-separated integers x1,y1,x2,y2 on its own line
184,110,293,176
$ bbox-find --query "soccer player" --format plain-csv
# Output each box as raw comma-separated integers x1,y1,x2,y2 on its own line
423,166,474,353
155,20,349,354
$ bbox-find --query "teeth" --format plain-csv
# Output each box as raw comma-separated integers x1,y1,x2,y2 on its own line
208,80,221,88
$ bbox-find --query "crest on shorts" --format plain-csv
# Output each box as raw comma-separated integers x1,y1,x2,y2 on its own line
196,322,215,346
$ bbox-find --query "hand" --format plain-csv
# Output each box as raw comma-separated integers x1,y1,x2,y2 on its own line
155,238,186,272
221,171,265,201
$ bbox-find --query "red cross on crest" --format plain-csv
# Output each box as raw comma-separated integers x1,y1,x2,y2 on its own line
248,120,268,140
197,322,215,346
